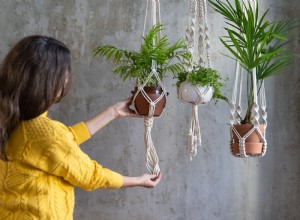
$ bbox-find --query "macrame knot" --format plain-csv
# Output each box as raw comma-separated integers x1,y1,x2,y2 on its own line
144,117,154,132
192,104,198,112
148,102,156,118
239,138,245,146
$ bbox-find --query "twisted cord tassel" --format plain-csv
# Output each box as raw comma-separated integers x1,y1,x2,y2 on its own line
144,115,160,175
189,104,201,160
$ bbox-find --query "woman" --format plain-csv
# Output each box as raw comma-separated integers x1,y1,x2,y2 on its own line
0,35,161,219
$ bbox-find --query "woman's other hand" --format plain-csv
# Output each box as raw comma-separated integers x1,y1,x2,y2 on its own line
122,172,162,188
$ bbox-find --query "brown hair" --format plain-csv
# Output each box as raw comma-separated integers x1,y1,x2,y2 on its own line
0,35,72,160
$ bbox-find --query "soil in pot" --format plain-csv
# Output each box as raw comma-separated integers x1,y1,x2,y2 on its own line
231,124,265,156
132,86,166,117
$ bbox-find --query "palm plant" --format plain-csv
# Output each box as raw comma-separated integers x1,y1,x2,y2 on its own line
208,0,297,123
92,24,191,86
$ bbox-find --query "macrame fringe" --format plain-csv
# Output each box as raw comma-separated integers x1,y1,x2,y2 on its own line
189,104,201,160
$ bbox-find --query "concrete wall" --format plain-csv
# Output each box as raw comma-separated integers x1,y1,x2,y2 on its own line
0,0,299,219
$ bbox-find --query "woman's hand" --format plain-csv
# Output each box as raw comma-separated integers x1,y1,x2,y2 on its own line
112,97,140,118
122,172,162,188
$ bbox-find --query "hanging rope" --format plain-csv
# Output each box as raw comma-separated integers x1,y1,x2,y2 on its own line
178,80,212,160
130,0,165,175
181,0,212,160
230,0,267,157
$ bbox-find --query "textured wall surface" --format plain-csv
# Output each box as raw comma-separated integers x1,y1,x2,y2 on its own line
0,0,299,220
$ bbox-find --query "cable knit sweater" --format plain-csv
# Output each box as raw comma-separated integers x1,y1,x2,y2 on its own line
0,112,123,219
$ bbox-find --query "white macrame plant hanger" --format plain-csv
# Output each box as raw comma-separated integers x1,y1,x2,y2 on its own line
178,0,212,160
131,0,166,175
229,0,267,158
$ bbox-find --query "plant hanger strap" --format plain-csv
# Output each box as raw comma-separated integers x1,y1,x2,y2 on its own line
182,0,212,160
186,0,211,68
130,0,166,175
178,80,212,160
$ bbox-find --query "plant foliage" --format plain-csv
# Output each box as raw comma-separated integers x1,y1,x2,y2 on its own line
175,65,228,103
208,0,298,123
92,24,191,86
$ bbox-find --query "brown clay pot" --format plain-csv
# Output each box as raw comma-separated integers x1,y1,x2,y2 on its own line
231,124,265,156
132,86,166,117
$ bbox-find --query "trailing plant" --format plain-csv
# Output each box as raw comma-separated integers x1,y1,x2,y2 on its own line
175,65,228,103
208,0,298,123
92,24,191,86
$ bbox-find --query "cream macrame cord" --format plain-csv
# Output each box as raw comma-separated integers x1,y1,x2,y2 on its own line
131,0,165,175
179,0,212,160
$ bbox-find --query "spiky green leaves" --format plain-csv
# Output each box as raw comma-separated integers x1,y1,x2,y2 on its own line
208,0,297,79
92,24,191,86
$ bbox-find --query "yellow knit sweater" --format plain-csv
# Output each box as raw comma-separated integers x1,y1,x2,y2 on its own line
0,112,124,219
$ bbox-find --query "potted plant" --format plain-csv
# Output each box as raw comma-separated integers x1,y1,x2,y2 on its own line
208,0,297,156
174,63,228,160
176,64,228,105
92,24,191,116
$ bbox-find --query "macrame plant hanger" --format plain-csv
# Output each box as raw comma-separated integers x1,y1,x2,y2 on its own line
131,0,166,175
229,0,267,158
178,0,212,160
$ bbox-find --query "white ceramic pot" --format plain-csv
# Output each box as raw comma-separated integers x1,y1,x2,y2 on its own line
178,81,213,104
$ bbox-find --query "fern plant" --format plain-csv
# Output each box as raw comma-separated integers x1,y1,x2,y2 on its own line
92,24,191,86
175,65,228,103
208,0,297,123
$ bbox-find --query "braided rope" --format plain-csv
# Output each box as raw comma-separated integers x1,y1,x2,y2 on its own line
185,0,197,69
132,0,166,174
182,0,212,159
202,0,211,67
197,0,211,67
144,117,160,175
198,0,205,65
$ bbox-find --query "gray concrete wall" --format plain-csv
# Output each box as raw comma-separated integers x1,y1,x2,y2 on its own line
1,0,299,219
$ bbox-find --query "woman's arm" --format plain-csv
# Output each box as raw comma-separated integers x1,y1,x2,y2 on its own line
84,97,140,136
122,172,162,188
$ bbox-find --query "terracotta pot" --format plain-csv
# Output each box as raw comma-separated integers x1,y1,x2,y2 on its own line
132,86,166,116
231,124,265,156
178,81,213,104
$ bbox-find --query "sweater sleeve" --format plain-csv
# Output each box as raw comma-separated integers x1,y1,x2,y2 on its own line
50,137,124,190
68,122,91,145
20,128,123,190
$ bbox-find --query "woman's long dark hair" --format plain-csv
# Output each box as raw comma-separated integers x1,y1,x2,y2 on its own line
0,35,72,160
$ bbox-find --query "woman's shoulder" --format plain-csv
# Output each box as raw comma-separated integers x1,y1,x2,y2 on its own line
22,115,66,140
11,114,72,147
7,114,71,161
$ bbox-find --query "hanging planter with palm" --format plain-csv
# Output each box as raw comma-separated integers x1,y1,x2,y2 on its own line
208,0,297,157
92,0,190,173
